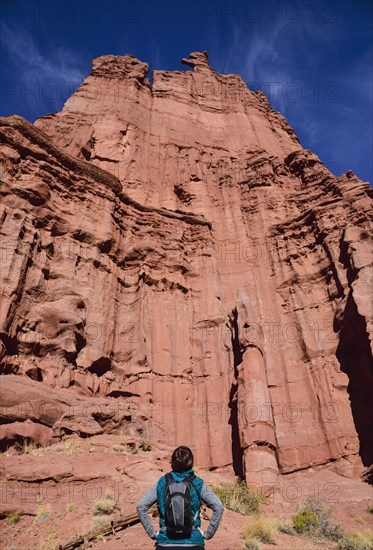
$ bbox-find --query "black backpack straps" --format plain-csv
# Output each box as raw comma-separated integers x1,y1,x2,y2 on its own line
165,472,174,486
165,472,201,501
184,473,201,504
184,473,195,484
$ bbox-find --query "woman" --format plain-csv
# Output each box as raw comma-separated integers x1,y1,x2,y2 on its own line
137,446,224,549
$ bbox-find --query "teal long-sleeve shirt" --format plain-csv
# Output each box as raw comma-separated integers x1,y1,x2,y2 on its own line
136,469,224,546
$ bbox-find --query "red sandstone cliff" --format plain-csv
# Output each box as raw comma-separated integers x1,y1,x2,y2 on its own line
1,51,372,491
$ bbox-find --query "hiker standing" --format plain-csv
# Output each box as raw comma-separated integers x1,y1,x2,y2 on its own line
137,446,224,549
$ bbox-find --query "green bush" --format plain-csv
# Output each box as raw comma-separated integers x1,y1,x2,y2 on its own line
212,480,266,515
292,495,343,540
305,495,342,540
293,509,319,536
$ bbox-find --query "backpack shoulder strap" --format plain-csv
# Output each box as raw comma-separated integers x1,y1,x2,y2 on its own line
184,473,202,502
183,473,195,486
165,472,174,489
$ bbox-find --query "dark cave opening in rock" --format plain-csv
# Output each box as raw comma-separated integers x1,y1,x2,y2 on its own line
88,356,112,377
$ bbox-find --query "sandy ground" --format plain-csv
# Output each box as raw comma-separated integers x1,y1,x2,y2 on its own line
1,434,372,550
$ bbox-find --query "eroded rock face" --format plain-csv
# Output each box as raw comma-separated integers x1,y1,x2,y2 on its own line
1,52,372,488
0,374,143,450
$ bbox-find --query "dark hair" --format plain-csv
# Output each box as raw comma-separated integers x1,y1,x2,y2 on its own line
171,446,194,472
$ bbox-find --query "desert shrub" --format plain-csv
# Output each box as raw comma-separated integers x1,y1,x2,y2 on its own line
338,530,373,550
66,502,76,512
139,439,152,452
35,502,51,522
277,520,296,535
212,480,266,515
322,520,344,541
244,537,262,549
292,495,343,540
92,490,117,516
63,435,83,456
242,517,276,544
93,518,108,530
92,499,116,515
22,439,37,454
292,509,319,536
22,439,49,455
7,511,20,524
112,444,125,453
305,495,342,539
39,533,61,550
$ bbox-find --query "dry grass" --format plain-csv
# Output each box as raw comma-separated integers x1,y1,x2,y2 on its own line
277,519,296,535
338,530,373,550
244,537,262,549
7,511,21,524
66,502,76,513
112,444,126,453
35,502,51,522
92,489,118,516
354,516,364,525
212,480,267,515
38,532,61,550
242,516,277,544
22,440,50,455
54,434,98,456
61,435,84,456
93,517,108,530
139,438,152,451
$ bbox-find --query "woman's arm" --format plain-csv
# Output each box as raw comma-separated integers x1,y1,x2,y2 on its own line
200,483,224,539
136,484,158,540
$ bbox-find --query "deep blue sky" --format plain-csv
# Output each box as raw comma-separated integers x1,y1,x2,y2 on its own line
1,0,372,183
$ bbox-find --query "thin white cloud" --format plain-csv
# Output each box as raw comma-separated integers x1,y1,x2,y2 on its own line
222,23,241,74
237,22,294,112
218,5,346,113
1,21,85,110
214,9,371,183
